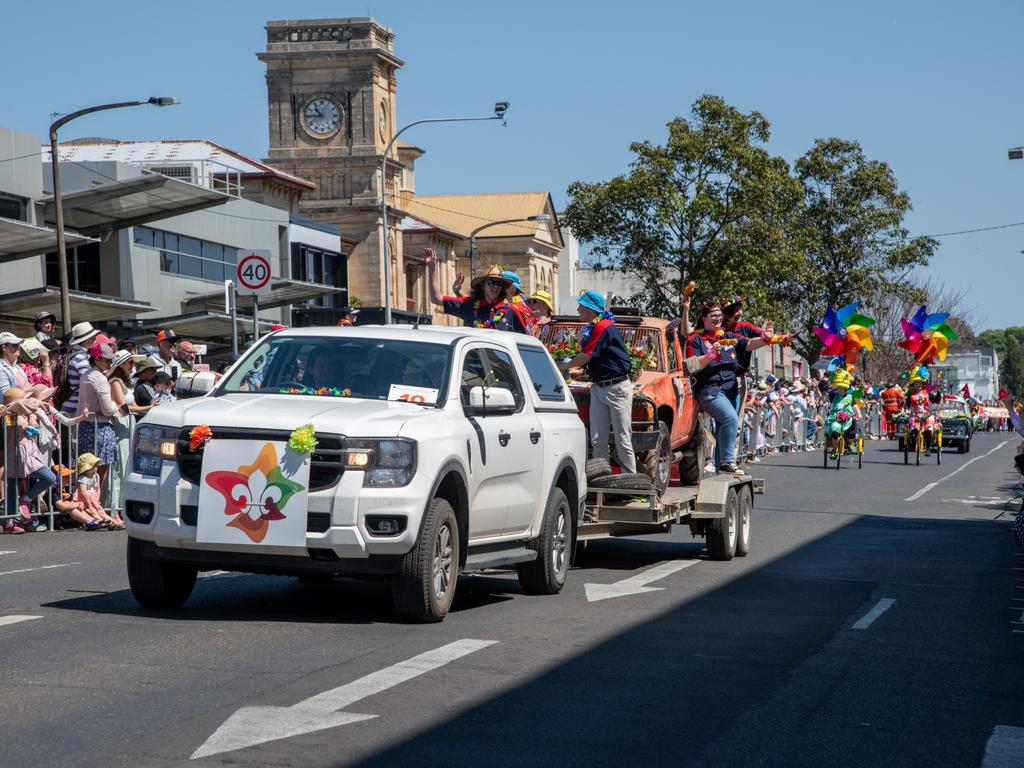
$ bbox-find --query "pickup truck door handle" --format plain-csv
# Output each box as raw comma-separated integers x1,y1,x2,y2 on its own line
529,429,541,444
498,430,511,447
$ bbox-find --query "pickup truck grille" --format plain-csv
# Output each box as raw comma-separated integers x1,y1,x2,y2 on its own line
176,427,346,492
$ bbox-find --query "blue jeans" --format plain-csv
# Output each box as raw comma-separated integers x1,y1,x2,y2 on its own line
700,389,739,467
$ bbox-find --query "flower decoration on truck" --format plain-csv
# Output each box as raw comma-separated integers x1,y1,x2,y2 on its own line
288,424,318,455
285,385,352,397
188,424,212,453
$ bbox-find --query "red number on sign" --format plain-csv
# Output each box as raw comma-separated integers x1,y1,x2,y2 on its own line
398,394,426,403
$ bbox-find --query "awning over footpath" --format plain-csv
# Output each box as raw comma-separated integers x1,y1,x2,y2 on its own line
0,286,154,322
0,217,97,264
141,310,277,341
41,173,230,234
182,278,342,312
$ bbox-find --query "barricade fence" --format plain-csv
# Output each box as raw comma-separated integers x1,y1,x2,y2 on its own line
1,413,97,532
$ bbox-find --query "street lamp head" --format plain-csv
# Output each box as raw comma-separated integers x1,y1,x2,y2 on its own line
148,96,180,107
1009,147,1024,160
494,101,510,119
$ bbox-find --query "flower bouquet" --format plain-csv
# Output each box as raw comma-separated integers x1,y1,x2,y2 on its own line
628,347,656,381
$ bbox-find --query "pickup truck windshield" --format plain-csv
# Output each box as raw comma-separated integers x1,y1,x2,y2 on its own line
219,335,451,405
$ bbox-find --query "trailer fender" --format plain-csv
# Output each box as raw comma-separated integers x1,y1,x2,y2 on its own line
693,475,741,518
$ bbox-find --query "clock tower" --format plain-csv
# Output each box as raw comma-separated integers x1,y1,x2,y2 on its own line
258,18,403,307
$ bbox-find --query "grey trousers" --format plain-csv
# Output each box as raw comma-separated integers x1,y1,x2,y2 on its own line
590,379,637,473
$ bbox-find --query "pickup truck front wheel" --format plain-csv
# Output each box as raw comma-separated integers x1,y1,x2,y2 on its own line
126,537,197,609
517,488,571,595
392,498,459,623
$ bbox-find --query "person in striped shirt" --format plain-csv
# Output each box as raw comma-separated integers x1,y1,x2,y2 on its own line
60,322,100,416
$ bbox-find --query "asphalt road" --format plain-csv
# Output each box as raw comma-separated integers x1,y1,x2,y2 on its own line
1,432,1022,768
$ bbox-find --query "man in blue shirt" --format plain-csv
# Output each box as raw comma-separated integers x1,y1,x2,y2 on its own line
558,290,636,473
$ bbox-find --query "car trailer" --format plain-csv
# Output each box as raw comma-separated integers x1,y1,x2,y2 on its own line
579,474,765,561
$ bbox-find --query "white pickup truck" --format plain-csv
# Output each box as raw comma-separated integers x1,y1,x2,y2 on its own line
124,325,587,622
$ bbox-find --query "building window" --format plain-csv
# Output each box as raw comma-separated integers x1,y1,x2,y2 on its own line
134,225,239,283
291,243,347,308
45,242,101,294
0,193,24,221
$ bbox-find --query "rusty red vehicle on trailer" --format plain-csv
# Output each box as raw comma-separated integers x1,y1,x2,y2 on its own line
536,312,706,493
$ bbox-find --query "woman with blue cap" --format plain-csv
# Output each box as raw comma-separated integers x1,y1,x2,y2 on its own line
557,290,636,473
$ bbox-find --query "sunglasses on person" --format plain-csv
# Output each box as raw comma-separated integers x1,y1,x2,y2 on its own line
484,278,504,288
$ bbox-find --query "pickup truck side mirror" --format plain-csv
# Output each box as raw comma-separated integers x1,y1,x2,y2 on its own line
464,386,516,416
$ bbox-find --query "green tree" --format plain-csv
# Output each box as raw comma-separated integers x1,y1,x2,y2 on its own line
1001,338,1024,399
977,327,1024,357
784,138,937,364
563,94,803,319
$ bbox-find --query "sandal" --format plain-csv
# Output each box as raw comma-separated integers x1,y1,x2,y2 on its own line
83,519,102,531
109,521,126,531
3,521,26,535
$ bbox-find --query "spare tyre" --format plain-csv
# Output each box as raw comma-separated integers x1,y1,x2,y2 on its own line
585,458,613,482
589,472,656,492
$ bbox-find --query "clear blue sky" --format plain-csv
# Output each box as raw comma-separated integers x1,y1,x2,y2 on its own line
2,0,1021,330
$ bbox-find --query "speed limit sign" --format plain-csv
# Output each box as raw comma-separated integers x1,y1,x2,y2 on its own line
236,250,272,296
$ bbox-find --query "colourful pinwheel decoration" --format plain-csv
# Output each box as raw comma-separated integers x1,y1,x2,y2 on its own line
813,302,875,363
897,305,958,364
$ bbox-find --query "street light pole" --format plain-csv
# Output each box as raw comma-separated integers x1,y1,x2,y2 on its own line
380,102,509,325
49,97,179,336
468,214,551,279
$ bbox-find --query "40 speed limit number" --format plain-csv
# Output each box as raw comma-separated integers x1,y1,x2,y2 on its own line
236,251,272,295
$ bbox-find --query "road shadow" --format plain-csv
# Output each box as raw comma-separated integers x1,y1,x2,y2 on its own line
42,570,513,626
331,513,1020,768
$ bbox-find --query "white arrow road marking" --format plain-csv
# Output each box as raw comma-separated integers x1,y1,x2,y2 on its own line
191,638,497,760
851,598,896,630
904,440,1008,501
982,725,1024,767
585,560,699,603
0,615,43,627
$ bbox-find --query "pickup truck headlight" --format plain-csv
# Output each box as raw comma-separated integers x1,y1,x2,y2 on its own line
132,424,180,476
345,438,417,487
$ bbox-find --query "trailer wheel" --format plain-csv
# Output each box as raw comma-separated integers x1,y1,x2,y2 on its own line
735,485,752,557
706,487,738,561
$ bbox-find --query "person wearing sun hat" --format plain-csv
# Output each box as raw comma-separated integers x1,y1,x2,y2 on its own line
557,290,636,473
33,311,58,344
75,342,121,511
423,247,512,328
0,331,30,400
491,269,534,334
61,321,101,415
526,289,555,332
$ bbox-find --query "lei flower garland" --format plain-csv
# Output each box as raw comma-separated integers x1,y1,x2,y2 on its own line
288,424,318,455
285,385,352,397
188,424,213,452
579,310,616,345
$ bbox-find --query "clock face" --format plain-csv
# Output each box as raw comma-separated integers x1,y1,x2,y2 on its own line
303,98,341,136
379,101,388,139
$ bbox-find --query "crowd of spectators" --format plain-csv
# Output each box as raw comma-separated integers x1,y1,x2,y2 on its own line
0,315,202,534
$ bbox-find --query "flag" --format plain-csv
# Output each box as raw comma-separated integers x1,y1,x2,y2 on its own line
960,383,971,398
1000,387,1010,400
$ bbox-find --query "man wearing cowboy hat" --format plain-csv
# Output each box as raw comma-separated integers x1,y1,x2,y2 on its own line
423,247,512,328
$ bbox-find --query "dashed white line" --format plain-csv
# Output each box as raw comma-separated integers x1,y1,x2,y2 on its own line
852,598,896,630
0,615,43,627
0,562,81,578
904,441,1009,501
0,551,17,556
982,725,1024,767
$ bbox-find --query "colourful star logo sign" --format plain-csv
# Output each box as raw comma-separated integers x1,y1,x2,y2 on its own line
205,443,304,544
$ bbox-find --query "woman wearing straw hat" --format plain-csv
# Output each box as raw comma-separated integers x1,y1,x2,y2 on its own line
424,247,513,328
527,289,555,333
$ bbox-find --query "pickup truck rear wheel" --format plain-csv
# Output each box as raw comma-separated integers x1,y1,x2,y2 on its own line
392,498,459,623
639,423,672,495
705,487,738,561
126,537,197,609
517,488,571,595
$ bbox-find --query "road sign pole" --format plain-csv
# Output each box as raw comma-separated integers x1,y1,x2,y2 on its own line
226,280,238,357
253,294,260,343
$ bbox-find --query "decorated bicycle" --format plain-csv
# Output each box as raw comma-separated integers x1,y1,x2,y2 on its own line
813,302,874,469
895,305,955,466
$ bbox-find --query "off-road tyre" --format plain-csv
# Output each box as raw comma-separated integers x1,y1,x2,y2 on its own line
392,498,459,623
127,536,197,609
706,487,739,561
588,472,656,492
585,458,613,483
517,488,571,595
678,420,710,487
639,423,672,495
